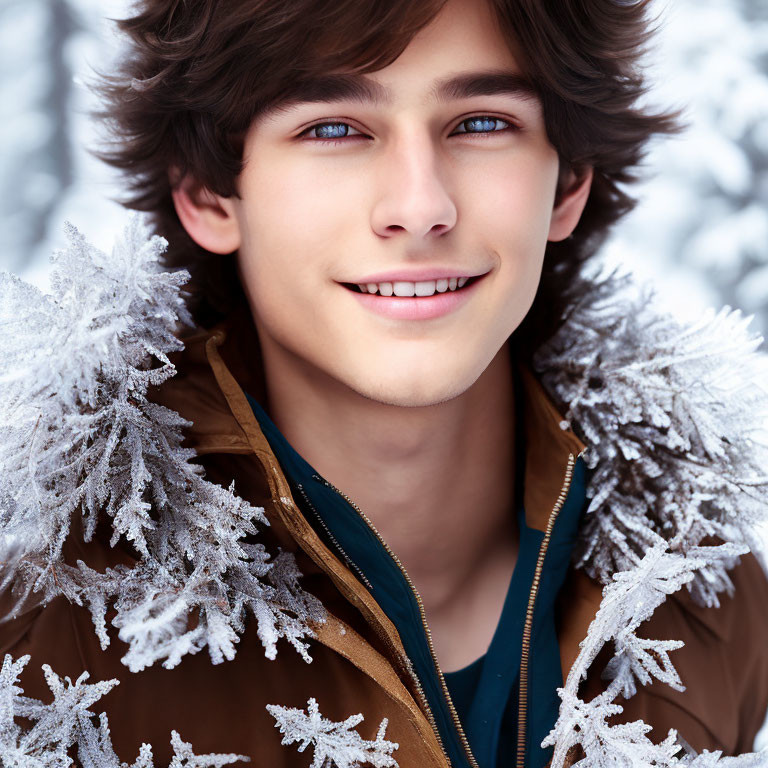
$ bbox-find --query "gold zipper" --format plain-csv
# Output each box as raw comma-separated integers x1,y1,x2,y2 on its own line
516,452,579,768
315,474,479,768
295,482,374,591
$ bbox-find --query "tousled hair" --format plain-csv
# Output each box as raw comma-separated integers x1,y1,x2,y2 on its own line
95,0,685,356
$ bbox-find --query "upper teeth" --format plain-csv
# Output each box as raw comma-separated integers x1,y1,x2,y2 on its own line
358,277,469,296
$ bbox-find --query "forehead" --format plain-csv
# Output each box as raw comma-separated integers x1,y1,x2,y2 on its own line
263,0,539,118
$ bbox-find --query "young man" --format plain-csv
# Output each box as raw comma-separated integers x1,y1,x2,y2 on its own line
2,0,768,766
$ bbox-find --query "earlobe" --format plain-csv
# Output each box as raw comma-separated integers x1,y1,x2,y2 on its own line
170,174,242,254
547,165,594,243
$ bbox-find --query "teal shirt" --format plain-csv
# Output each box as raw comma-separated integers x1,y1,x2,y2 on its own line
441,464,587,768
245,390,587,768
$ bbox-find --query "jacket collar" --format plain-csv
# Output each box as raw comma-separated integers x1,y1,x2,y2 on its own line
157,300,587,535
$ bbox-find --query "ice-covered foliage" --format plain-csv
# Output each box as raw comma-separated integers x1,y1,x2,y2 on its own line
266,698,399,768
0,217,323,673
0,652,249,767
535,268,768,606
542,538,768,768
534,269,768,767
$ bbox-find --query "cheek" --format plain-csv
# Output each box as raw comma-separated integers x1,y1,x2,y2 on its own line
486,152,558,236
472,154,558,329
233,160,353,355
237,160,353,288
244,154,361,235
471,152,558,266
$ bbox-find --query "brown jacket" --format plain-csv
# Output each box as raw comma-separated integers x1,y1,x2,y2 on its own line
3,308,768,767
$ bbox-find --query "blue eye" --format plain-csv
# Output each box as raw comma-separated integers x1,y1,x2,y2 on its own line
301,115,515,144
453,116,512,135
308,122,358,141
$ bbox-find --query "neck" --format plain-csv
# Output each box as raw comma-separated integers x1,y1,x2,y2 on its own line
259,338,519,617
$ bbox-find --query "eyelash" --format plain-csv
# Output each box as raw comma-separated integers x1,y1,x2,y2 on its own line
298,115,518,144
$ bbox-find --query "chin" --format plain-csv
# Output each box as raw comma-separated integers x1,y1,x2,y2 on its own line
347,366,478,409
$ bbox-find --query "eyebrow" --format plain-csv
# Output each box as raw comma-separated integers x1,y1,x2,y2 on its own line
267,69,541,114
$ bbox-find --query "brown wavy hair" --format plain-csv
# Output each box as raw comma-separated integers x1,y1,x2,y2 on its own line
95,0,685,356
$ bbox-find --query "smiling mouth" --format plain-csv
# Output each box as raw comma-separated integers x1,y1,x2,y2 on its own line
341,274,483,296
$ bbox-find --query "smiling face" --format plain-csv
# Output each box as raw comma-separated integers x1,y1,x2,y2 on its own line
173,0,592,409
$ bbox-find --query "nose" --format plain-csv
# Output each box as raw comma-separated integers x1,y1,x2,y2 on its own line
370,131,458,240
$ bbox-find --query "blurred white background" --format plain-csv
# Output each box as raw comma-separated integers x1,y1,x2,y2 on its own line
0,0,128,286
1,0,767,750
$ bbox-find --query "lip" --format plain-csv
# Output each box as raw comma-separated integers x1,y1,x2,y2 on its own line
342,273,487,321
346,267,490,284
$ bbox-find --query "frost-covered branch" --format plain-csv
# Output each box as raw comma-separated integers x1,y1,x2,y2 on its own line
0,652,249,767
0,218,323,672
543,540,755,768
267,698,399,768
535,270,768,767
535,269,768,605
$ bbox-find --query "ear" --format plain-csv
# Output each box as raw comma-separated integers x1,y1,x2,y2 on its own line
170,173,242,254
547,164,594,242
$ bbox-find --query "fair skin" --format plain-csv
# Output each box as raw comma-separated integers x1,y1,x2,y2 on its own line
172,0,592,672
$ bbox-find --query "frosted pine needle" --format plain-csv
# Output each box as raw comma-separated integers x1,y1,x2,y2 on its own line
0,653,249,767
267,698,399,768
0,217,323,673
534,268,768,768
535,267,768,604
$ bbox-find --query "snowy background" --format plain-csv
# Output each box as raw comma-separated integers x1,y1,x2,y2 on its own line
1,0,768,749
0,0,129,286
